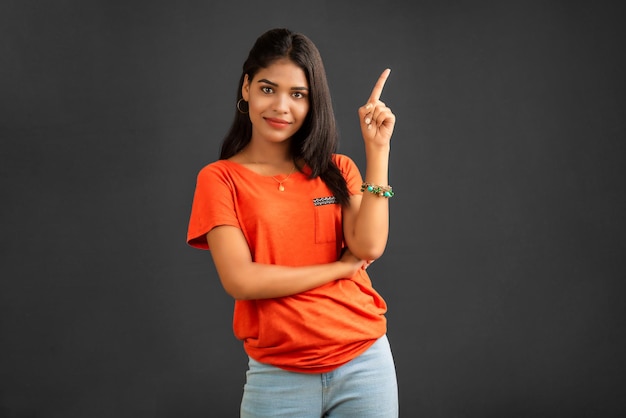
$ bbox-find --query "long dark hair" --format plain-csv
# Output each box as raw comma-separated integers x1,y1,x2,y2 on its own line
219,28,350,206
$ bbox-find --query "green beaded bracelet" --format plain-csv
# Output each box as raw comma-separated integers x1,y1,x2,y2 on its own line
361,182,394,198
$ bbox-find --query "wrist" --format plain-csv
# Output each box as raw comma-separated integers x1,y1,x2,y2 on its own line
334,260,351,277
334,259,357,279
365,143,391,155
365,145,390,171
361,182,394,198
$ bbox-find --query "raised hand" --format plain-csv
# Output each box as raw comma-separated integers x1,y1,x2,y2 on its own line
358,69,396,147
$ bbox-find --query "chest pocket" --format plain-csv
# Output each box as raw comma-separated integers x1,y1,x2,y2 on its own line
314,198,341,244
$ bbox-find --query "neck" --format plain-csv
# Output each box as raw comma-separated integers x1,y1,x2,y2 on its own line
241,141,292,166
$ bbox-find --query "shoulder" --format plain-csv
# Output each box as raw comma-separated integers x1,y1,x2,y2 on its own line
331,154,363,192
196,159,235,181
197,159,229,174
194,161,244,193
332,153,359,173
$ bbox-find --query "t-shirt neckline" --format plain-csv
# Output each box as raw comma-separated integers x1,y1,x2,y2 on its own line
220,159,311,179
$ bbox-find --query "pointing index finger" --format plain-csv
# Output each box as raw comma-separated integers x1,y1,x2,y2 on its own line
368,68,391,103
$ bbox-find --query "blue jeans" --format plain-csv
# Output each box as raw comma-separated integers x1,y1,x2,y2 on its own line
240,335,398,417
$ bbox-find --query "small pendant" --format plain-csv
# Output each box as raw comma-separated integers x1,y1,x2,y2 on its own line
278,184,285,192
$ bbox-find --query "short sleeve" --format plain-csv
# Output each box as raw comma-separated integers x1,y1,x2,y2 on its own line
187,163,241,250
333,154,363,196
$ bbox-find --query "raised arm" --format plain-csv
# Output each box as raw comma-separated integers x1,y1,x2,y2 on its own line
343,69,396,261
207,225,366,300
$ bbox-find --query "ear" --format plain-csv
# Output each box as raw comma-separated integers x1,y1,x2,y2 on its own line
241,74,250,102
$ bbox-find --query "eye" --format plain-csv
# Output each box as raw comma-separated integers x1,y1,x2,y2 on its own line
261,86,273,94
292,92,307,99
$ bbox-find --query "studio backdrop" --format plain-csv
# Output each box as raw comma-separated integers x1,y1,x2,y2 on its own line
1,1,625,417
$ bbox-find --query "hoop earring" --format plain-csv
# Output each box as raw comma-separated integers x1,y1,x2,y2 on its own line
237,98,248,114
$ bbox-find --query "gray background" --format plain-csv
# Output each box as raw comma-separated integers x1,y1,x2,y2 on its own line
2,1,625,417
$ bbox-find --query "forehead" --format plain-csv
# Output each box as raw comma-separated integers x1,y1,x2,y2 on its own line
253,59,308,87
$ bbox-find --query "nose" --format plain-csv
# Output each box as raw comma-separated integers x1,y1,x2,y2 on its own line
273,94,289,113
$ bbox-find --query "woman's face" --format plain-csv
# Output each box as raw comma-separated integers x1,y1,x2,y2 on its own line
242,58,310,145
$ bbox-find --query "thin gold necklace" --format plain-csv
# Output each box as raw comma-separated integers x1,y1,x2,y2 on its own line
241,149,296,191
272,166,296,192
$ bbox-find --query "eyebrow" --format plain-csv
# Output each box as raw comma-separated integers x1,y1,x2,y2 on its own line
257,78,309,91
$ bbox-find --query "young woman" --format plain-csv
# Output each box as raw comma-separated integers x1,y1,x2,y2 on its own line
187,28,398,417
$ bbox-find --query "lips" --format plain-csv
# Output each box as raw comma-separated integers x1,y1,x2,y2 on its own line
264,117,291,129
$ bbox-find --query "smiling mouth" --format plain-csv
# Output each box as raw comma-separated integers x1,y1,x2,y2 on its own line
264,118,291,128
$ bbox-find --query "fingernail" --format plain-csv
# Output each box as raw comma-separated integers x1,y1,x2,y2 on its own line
365,117,371,124
367,124,372,130
365,103,372,110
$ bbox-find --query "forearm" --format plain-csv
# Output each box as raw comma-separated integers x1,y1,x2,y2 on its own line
348,145,391,260
207,226,363,300
218,259,358,300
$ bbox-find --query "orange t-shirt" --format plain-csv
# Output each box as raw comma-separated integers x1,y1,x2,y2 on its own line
187,154,387,373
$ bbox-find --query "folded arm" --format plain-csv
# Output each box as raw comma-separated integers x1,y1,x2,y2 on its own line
206,225,366,300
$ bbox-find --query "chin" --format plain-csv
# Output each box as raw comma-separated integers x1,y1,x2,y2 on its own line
263,132,296,144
